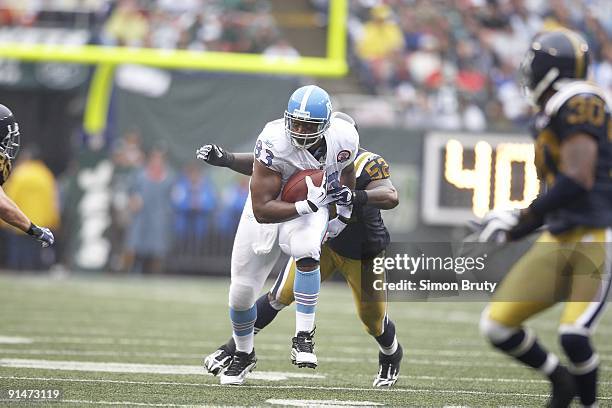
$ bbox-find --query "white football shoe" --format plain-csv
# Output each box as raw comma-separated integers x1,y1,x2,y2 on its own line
203,345,233,376
291,328,317,369
219,350,257,385
373,343,403,387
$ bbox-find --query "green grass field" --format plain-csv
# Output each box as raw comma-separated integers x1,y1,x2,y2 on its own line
0,273,610,407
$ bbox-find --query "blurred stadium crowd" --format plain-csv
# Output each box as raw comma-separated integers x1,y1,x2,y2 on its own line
0,0,296,56
340,0,612,130
1,0,610,130
0,0,611,274
1,131,248,274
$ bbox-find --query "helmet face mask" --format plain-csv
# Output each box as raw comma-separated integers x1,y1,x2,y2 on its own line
0,105,20,161
284,85,332,149
1,122,20,160
284,111,328,149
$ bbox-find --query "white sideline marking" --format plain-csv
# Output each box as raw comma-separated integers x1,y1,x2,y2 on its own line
266,399,384,407
3,374,611,401
0,359,324,381
2,349,612,372
59,400,226,407
0,375,569,400
9,336,612,362
0,336,32,344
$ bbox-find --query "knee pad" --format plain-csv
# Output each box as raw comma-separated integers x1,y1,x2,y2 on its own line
229,282,257,311
296,257,319,270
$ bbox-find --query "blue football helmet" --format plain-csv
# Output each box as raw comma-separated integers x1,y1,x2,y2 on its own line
284,85,332,149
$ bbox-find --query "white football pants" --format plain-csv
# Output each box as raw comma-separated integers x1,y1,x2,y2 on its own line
228,195,328,311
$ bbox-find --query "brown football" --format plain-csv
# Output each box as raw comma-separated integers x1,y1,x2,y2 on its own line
280,169,324,203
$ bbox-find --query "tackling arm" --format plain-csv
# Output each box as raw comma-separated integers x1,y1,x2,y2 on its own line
507,132,597,240
362,178,399,210
0,185,55,247
558,133,597,189
196,144,254,176
228,153,255,176
0,185,33,231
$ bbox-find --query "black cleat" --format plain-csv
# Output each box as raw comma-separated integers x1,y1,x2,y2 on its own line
373,343,403,387
291,328,317,369
219,349,257,385
203,344,233,376
546,365,576,408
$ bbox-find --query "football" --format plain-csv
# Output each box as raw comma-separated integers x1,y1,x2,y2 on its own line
280,169,324,203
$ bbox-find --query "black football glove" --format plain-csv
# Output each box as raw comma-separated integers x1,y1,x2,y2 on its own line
196,144,234,167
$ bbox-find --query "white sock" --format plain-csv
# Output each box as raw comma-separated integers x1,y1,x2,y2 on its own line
295,311,315,335
379,336,398,356
233,332,254,354
540,353,559,376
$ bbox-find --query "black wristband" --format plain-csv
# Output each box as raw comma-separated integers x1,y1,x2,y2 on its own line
224,151,235,168
306,200,318,212
528,173,587,217
26,222,37,236
337,214,351,224
353,190,368,207
507,211,544,241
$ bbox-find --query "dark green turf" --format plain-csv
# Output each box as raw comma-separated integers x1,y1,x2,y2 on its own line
0,274,610,407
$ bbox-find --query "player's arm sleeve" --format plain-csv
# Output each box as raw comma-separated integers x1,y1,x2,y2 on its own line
0,185,32,232
552,93,609,142
360,154,391,183
341,128,360,171
253,135,283,174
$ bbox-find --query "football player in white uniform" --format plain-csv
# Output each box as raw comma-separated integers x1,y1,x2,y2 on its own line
215,85,359,385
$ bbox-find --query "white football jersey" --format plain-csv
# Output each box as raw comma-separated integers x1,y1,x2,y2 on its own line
253,117,359,190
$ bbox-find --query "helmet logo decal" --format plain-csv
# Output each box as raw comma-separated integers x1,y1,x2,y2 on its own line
292,109,311,118
337,150,351,163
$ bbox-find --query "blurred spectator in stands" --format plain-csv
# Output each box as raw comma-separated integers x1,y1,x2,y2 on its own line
102,0,149,47
216,176,248,237
2,145,59,270
355,5,405,93
263,38,300,60
508,0,542,43
123,144,175,274
171,160,217,246
0,4,16,26
593,42,612,92
108,129,144,272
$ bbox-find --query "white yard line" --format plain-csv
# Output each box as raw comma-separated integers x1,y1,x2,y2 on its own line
266,399,384,407
2,373,611,401
2,348,612,372
5,335,610,360
0,374,593,401
0,359,324,381
37,400,220,408
0,336,32,344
